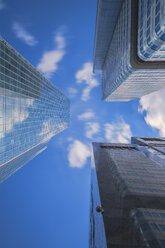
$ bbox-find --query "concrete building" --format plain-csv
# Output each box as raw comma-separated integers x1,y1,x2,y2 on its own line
94,0,165,101
0,37,70,183
90,139,165,247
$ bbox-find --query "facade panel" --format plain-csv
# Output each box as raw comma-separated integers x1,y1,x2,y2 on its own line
89,143,107,248
138,0,165,61
90,139,165,247
93,0,123,73
132,137,165,167
130,208,165,247
0,37,70,183
94,0,165,101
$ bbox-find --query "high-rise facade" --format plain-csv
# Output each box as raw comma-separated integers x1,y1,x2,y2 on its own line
0,37,69,183
90,138,165,247
94,0,165,101
138,0,165,61
130,208,165,247
132,137,165,166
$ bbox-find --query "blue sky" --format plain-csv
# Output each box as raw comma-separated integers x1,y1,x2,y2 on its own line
0,0,165,247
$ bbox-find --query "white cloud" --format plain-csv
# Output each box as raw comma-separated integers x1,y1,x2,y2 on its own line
68,140,90,168
67,137,74,142
37,33,65,78
78,110,95,121
139,88,165,136
104,120,132,143
0,0,5,10
75,62,99,101
12,22,37,46
85,122,100,139
68,87,78,98
55,34,65,49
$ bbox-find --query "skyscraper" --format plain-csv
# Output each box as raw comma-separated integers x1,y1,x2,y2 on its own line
138,0,165,61
0,37,70,183
90,139,165,247
94,0,165,101
130,208,165,247
132,137,165,166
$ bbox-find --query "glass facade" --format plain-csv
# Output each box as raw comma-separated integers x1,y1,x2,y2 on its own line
131,208,165,247
93,0,123,73
94,0,165,102
0,37,69,183
132,137,165,167
102,0,165,101
89,145,107,248
138,0,165,61
90,140,165,247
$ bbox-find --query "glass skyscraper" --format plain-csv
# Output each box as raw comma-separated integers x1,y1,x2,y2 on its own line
138,0,165,61
131,208,165,247
90,138,165,247
0,37,69,183
94,0,165,101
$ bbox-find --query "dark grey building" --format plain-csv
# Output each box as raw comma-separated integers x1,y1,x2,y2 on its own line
94,0,165,101
132,137,165,167
130,208,165,248
90,140,165,247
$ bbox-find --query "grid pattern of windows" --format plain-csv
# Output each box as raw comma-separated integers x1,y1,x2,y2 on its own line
131,137,165,166
138,0,165,61
131,208,165,248
99,0,165,102
103,146,165,196
91,142,165,247
0,38,69,181
102,0,165,101
93,0,123,73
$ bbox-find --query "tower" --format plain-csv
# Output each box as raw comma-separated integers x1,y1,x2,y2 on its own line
90,139,165,247
94,0,165,101
0,37,70,183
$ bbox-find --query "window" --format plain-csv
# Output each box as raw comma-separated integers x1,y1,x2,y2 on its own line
151,223,159,231
159,224,165,232
144,211,151,217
